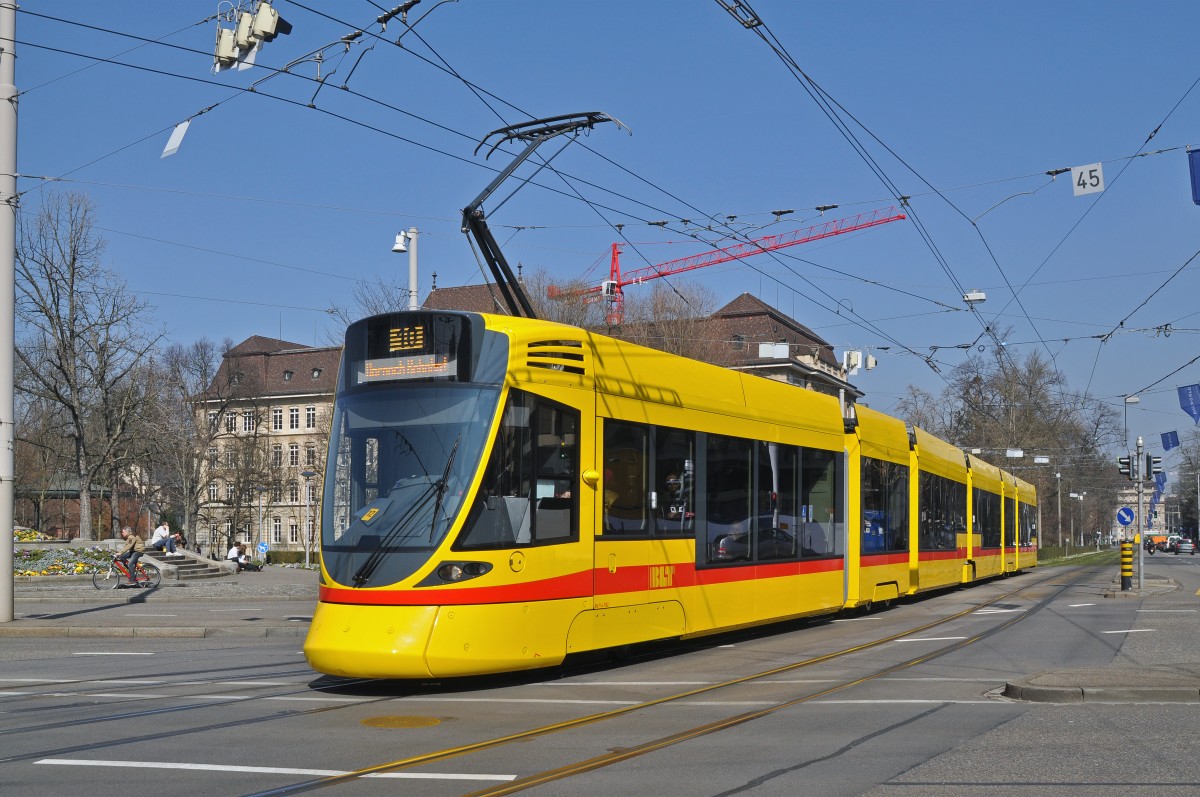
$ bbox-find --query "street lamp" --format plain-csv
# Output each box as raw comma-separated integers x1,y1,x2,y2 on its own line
1069,492,1086,546
256,486,269,550
1056,472,1062,547
301,470,316,566
1124,394,1140,450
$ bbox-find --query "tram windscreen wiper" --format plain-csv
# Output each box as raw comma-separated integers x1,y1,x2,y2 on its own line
350,482,439,587
430,434,461,542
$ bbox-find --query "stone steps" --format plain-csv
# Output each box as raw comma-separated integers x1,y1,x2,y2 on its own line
145,552,231,580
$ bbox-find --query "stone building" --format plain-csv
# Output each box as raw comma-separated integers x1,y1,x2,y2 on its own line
194,336,340,558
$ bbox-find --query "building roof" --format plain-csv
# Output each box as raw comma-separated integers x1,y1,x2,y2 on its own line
423,284,508,314
712,293,840,369
202,338,342,402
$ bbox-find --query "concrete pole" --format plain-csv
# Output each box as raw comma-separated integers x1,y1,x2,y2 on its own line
1136,436,1145,591
1056,472,1062,547
0,3,17,623
407,226,419,310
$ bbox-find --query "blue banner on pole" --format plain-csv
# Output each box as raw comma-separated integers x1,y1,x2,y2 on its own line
1190,149,1200,204
1156,472,1168,491
1180,384,1200,424
1162,430,1181,450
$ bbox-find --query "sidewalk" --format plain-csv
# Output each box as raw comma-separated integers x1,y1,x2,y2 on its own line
1,564,319,638
1004,573,1200,703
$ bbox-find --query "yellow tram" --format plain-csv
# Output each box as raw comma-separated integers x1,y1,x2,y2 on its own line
303,310,1037,679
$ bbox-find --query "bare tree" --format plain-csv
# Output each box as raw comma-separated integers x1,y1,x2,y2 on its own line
613,281,722,362
15,193,162,540
895,344,1118,543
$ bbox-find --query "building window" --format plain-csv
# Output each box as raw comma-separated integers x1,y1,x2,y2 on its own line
224,449,238,469
224,411,236,432
271,444,283,467
271,484,282,502
226,484,235,501
272,408,283,431
208,482,219,501
305,443,317,466
283,370,294,381
289,443,300,466
242,410,254,432
272,516,282,543
312,368,322,379
306,481,316,503
289,521,299,544
289,481,300,503
306,405,316,429
208,410,218,430
224,520,233,537
289,407,300,430
207,447,218,466
731,334,745,351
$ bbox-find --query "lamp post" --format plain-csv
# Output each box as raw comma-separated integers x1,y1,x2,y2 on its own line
1056,472,1062,547
256,486,269,550
1124,394,1140,450
1069,492,1086,546
301,470,316,566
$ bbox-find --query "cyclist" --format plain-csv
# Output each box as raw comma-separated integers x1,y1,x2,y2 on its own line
116,526,145,586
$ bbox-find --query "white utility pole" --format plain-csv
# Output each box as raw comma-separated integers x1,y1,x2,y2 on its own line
0,3,17,623
407,226,419,310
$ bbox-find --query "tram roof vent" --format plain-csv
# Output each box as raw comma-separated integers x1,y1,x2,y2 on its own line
526,339,587,376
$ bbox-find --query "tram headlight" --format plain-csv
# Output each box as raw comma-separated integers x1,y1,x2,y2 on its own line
435,561,492,583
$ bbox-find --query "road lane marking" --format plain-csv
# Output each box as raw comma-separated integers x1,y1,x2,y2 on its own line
1068,603,1096,607
37,759,515,781
1102,629,1156,634
72,652,154,656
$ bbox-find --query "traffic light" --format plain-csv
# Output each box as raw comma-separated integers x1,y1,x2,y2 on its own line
1146,454,1163,480
1118,454,1133,480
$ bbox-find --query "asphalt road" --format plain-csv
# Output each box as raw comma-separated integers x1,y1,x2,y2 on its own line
1,557,1198,796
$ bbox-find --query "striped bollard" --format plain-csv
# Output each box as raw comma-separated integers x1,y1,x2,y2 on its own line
1120,541,1133,591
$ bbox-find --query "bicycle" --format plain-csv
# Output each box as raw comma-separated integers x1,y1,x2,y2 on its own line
92,558,161,590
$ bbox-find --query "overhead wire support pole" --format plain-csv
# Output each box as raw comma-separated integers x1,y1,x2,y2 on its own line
0,1,14,623
461,112,627,318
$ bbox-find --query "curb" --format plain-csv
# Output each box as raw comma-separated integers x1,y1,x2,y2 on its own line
1003,682,1200,703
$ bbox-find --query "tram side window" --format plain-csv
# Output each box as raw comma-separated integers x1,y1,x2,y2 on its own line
973,488,1001,548
918,473,965,552
1004,496,1016,547
1019,502,1036,545
755,442,798,561
802,448,842,557
603,421,649,534
654,427,696,537
706,435,752,564
457,390,579,549
861,457,909,553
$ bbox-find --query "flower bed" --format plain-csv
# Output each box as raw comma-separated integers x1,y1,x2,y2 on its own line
13,546,115,577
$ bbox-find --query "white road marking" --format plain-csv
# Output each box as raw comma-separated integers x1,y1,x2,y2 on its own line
1137,609,1196,613
1068,603,1096,607
975,608,1024,614
1103,629,1156,634
37,759,515,782
72,652,154,656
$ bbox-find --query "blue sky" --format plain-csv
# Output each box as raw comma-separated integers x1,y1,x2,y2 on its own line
15,1,1200,468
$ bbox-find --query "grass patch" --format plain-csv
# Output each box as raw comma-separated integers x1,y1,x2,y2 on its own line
1037,548,1121,568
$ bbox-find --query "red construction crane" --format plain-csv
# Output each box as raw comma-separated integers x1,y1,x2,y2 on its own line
548,206,906,325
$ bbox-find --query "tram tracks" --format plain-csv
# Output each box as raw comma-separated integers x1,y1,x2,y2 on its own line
242,565,1092,797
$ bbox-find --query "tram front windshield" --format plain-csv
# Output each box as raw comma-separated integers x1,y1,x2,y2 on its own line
322,384,499,587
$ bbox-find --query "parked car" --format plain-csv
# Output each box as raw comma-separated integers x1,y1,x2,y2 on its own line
712,526,797,562
1176,539,1195,555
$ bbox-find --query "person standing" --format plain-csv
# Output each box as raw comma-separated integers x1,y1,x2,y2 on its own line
115,526,145,586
